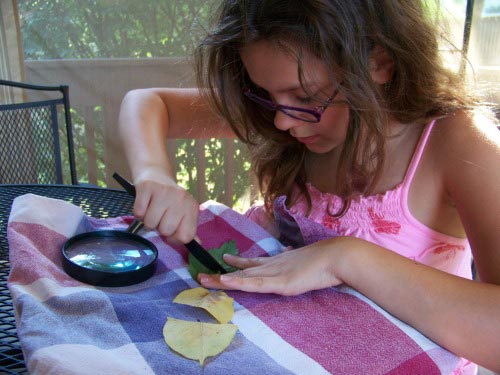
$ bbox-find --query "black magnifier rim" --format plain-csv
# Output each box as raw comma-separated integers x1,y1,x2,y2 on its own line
62,230,158,287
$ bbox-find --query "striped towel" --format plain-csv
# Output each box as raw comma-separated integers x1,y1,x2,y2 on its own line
7,193,461,375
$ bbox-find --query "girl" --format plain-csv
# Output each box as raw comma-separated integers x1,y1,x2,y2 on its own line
118,1,500,372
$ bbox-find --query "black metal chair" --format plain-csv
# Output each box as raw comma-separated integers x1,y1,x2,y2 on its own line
0,79,77,185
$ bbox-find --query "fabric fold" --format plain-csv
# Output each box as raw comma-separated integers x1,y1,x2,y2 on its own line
7,193,460,375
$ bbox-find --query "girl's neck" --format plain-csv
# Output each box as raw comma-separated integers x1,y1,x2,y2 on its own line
304,147,343,194
305,120,425,196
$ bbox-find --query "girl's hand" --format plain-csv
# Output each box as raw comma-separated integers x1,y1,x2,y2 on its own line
198,238,349,296
133,167,199,244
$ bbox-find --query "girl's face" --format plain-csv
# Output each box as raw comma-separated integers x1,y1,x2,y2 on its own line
240,40,350,154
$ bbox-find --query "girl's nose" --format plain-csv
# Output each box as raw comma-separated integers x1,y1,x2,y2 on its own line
274,111,302,132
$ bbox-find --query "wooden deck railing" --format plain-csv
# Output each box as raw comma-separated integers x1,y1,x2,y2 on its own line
22,38,499,205
24,58,258,208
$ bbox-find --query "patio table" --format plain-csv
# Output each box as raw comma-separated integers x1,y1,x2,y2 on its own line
0,184,134,374
1,184,463,374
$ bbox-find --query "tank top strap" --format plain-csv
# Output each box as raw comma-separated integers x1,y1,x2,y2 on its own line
401,119,436,194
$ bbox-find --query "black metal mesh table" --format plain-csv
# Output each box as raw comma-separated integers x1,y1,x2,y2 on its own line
0,184,134,374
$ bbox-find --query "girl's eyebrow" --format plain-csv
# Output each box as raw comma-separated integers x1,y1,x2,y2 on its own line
282,83,332,97
277,84,305,92
250,78,328,95
260,82,323,94
250,81,302,93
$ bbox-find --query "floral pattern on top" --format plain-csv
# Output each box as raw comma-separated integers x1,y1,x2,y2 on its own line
433,243,465,259
322,214,341,232
367,207,401,235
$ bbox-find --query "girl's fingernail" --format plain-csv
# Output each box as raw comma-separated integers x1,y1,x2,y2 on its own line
198,274,208,283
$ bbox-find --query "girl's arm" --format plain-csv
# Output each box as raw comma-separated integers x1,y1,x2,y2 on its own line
338,238,500,372
201,234,500,372
438,111,500,285
118,88,234,242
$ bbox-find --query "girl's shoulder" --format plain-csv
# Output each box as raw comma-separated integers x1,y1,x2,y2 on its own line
429,110,499,162
428,109,500,199
429,110,500,283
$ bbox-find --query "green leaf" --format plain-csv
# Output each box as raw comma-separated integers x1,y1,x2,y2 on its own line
188,240,239,280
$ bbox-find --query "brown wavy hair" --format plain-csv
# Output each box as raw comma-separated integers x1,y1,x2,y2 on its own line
194,0,474,214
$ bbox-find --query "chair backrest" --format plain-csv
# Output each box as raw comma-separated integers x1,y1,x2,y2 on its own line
0,79,77,185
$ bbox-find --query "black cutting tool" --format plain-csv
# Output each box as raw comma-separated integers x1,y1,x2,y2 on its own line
112,172,227,274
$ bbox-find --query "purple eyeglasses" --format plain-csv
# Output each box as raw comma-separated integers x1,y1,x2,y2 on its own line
243,86,340,123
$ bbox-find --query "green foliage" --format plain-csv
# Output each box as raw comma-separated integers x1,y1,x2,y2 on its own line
67,107,107,186
175,139,252,206
188,240,239,280
18,0,218,59
18,0,256,209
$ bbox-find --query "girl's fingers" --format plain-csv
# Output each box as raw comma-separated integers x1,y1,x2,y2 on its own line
197,273,223,289
171,214,198,244
133,188,152,219
134,181,199,242
198,273,291,295
157,209,180,236
222,253,266,269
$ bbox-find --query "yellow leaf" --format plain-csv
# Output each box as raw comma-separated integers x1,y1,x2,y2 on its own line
174,287,234,324
163,317,237,365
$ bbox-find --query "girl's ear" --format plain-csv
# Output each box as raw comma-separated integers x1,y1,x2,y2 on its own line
369,45,394,84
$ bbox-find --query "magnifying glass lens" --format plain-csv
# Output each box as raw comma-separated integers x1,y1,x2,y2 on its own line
65,237,156,272
62,230,158,286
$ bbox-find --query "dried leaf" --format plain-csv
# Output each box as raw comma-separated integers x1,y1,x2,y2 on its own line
174,287,234,324
163,318,237,365
188,240,239,280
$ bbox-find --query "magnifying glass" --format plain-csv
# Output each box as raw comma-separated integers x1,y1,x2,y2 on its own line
61,184,158,287
62,229,158,287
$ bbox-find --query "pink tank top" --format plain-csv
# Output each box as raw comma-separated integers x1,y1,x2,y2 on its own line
248,120,473,278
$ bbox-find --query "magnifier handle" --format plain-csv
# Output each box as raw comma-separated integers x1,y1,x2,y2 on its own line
127,219,144,234
113,172,136,197
185,240,228,274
